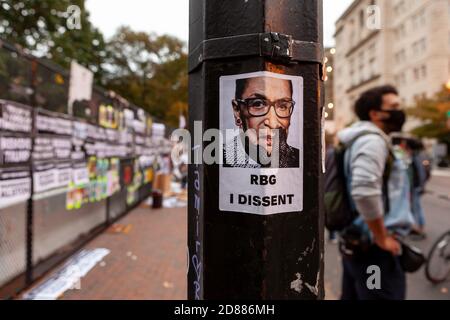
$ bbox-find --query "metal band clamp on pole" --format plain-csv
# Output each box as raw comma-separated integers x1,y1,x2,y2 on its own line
188,32,324,73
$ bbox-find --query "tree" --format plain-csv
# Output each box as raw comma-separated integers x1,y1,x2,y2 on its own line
407,85,450,146
0,3,188,125
0,0,107,81
104,27,187,127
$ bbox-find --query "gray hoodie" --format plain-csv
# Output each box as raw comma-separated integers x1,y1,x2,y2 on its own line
337,121,391,222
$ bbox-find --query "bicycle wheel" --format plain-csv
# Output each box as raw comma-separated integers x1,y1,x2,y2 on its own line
425,230,450,284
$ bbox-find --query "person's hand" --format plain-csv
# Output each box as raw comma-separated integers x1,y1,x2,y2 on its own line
374,235,401,256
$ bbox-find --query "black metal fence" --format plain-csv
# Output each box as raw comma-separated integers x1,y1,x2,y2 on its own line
0,40,172,299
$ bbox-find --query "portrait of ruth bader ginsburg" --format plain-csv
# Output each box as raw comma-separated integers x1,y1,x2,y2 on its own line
222,75,300,169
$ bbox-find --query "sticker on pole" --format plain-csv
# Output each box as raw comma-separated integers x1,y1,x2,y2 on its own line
219,71,303,215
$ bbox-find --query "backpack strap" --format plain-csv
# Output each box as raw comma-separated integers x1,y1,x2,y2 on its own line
382,150,394,215
343,131,394,216
343,130,385,148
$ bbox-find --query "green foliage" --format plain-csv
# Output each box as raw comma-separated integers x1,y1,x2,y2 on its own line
0,0,107,81
407,85,450,145
0,2,188,124
104,27,187,127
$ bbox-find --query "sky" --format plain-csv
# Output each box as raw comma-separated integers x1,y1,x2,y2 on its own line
86,0,354,47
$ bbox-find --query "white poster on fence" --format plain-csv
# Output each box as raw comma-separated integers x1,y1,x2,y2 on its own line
34,166,58,194
73,164,89,186
219,71,303,215
68,60,93,114
0,169,31,209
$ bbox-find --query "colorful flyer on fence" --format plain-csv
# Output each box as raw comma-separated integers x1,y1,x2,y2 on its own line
219,71,303,215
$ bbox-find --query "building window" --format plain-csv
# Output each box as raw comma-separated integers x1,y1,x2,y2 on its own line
396,22,407,39
396,49,406,63
421,38,427,53
421,10,426,26
412,14,418,30
412,42,418,56
368,43,377,65
369,58,376,78
421,65,427,79
396,52,400,63
359,9,365,28
395,73,405,87
411,38,427,56
413,68,419,80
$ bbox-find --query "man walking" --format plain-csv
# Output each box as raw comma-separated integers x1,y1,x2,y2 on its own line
337,85,415,300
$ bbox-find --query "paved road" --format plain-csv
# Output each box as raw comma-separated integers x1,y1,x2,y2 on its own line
325,173,450,300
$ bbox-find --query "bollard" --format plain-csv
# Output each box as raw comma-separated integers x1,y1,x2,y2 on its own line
188,0,325,300
152,189,163,209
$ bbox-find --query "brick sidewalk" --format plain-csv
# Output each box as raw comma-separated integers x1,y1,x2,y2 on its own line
38,205,187,300
23,203,340,300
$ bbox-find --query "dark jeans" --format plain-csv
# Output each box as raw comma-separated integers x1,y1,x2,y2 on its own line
341,245,406,300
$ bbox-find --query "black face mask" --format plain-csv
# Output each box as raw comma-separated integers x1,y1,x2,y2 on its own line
382,110,406,133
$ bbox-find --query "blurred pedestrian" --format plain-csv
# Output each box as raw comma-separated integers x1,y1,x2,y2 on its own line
173,152,188,190
410,149,428,239
336,85,415,300
153,153,173,195
392,135,428,240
